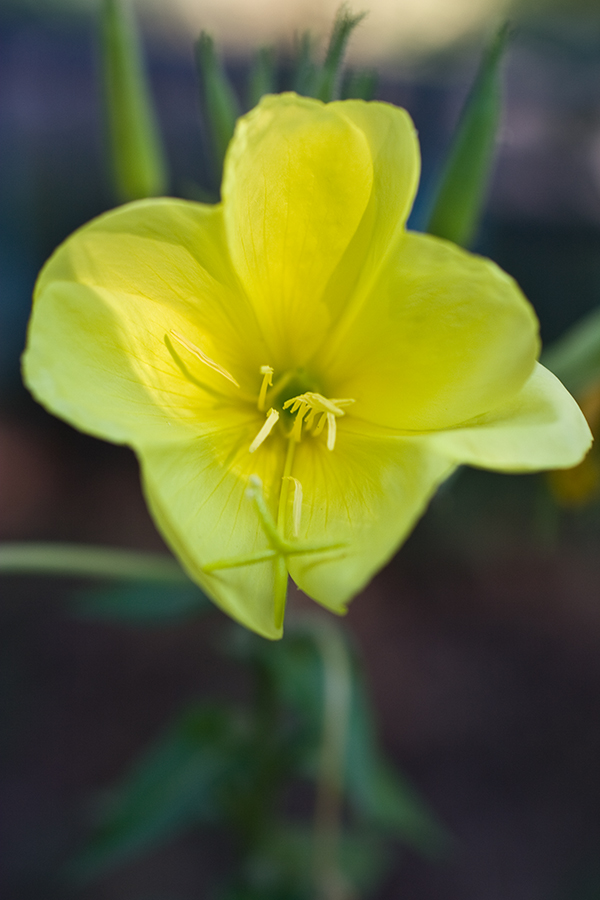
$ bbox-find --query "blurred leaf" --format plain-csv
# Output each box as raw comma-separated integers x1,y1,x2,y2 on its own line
248,47,277,109
71,582,212,624
315,6,367,102
99,0,169,201
291,32,318,97
195,32,241,184
426,23,510,247
219,888,304,900
229,622,448,868
341,68,378,100
345,671,450,858
0,543,188,583
66,705,240,882
232,630,324,759
242,622,447,851
245,823,388,896
542,304,600,395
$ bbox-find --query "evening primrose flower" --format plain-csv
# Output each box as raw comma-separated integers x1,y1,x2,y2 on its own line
23,93,591,639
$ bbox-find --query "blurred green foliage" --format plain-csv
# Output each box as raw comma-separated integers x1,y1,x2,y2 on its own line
64,612,447,898
195,32,241,185
426,23,509,248
100,0,169,201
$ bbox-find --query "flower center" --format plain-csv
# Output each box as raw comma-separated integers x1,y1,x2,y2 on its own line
250,365,354,454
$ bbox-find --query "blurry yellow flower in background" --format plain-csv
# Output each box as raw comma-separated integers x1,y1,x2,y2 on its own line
22,93,591,638
548,381,600,506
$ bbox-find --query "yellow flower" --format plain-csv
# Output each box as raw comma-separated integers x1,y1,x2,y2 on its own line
23,93,591,638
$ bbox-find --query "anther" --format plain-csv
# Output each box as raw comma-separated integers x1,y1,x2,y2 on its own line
283,393,354,451
258,365,274,411
249,408,280,453
284,476,303,536
170,330,239,387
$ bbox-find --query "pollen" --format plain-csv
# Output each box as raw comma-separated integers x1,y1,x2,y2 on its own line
283,392,354,450
249,408,280,453
170,330,239,387
258,365,274,411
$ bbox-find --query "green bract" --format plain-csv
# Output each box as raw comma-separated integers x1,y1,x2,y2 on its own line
23,94,591,639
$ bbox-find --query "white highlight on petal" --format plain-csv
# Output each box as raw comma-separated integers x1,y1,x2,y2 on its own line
249,408,280,453
170,330,240,387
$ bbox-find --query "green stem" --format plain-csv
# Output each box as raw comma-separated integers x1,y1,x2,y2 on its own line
273,439,297,629
301,616,354,900
0,543,188,583
277,437,296,534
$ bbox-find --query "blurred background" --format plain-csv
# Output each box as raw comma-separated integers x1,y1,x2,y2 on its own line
3,0,600,898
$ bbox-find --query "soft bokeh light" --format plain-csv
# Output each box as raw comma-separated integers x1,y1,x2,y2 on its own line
141,0,512,63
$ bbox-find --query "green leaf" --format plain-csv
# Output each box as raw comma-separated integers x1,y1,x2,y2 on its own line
230,623,448,864
291,32,318,97
345,673,450,858
0,542,189,583
426,23,510,247
542,304,600,395
246,823,388,896
99,0,169,201
195,32,241,184
248,47,277,109
341,68,378,100
66,705,239,882
71,582,211,625
231,629,324,757
314,6,367,102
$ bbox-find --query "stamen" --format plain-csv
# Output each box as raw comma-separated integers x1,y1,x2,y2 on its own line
290,402,308,442
326,413,337,451
249,408,280,453
169,330,239,387
258,365,274,411
284,476,303,536
312,412,327,437
283,392,354,450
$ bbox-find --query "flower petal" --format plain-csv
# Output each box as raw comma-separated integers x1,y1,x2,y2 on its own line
285,428,454,611
138,416,288,639
424,363,593,470
23,199,267,446
320,231,540,431
222,93,374,368
316,99,420,331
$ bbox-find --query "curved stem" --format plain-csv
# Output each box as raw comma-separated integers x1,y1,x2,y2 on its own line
0,542,189,583
290,614,354,900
